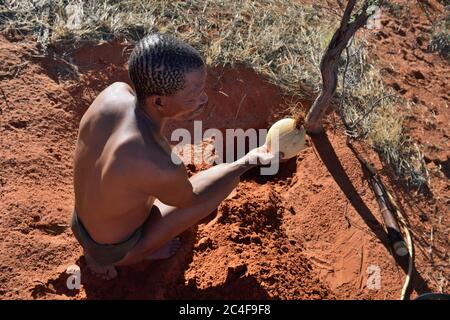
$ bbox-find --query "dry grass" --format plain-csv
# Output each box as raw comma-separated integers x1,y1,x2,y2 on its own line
337,36,429,187
428,10,449,59
0,0,429,187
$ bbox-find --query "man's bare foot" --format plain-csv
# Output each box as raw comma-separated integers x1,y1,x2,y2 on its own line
145,237,182,260
85,252,118,280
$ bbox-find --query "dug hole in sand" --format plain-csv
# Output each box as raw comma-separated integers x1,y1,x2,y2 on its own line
0,34,442,300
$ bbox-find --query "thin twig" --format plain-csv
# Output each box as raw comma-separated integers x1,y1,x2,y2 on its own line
234,93,247,121
350,93,398,129
0,87,9,102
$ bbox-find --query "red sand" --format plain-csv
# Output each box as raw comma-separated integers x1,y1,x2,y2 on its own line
0,0,448,299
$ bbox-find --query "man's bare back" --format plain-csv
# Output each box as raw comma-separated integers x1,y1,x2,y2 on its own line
74,82,174,245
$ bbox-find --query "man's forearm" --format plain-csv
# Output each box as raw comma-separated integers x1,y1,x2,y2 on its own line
188,156,257,205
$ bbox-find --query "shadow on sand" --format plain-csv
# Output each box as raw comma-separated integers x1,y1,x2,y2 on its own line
311,133,431,298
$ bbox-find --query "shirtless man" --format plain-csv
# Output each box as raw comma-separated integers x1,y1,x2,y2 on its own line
71,33,280,280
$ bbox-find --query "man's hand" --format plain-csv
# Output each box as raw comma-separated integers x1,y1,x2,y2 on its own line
239,144,284,166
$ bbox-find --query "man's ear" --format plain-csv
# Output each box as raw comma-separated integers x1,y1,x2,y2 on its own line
153,96,165,110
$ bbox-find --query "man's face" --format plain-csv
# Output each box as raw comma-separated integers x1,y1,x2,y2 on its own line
163,66,208,120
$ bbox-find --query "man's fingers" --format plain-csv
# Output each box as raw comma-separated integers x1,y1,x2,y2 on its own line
269,151,284,162
259,151,284,165
258,153,274,165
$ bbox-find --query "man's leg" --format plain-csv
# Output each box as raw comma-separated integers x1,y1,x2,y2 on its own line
115,174,239,266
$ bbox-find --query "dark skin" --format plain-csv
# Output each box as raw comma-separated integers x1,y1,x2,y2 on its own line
74,66,279,279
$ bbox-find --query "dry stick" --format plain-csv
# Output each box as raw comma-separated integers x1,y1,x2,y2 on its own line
348,143,414,300
338,61,413,301
384,189,414,300
301,0,371,133
312,4,345,19
349,93,398,129
0,87,9,102
348,143,408,255
341,47,410,266
341,38,354,134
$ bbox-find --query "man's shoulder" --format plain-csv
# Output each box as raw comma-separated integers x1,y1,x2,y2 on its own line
106,81,133,94
112,134,182,176
82,82,134,124
100,82,135,108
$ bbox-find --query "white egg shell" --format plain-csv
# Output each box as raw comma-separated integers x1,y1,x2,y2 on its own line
265,118,306,159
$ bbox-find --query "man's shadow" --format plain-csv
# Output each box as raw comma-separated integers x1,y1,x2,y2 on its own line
311,133,431,298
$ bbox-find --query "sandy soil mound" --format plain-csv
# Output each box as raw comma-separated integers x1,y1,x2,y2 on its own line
0,0,448,300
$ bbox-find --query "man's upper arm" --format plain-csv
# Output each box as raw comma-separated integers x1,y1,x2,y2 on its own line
140,162,195,208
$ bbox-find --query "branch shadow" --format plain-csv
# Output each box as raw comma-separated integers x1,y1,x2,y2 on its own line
311,133,431,297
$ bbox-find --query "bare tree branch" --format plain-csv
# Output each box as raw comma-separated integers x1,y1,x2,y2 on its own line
301,0,373,134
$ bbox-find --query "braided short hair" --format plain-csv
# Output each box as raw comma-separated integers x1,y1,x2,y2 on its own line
128,33,204,100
